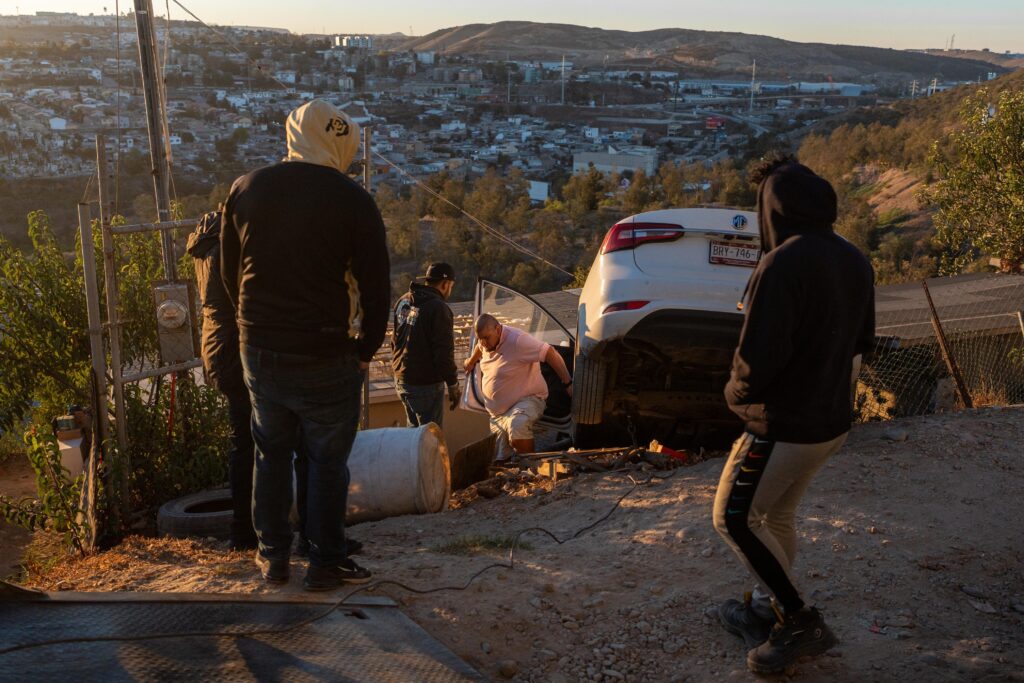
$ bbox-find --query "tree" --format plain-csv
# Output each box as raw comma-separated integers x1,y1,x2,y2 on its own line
922,88,1024,273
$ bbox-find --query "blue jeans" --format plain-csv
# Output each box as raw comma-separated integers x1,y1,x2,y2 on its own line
396,381,445,427
242,344,362,568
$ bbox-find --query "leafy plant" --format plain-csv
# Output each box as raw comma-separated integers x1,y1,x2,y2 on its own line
0,428,88,552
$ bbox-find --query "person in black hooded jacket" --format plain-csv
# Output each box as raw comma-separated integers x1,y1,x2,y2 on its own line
391,263,461,427
710,157,875,675
186,210,256,550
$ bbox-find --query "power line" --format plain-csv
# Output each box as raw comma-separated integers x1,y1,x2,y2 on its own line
374,152,573,278
168,0,570,278
170,0,295,92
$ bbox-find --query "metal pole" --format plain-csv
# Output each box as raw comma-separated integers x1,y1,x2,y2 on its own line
360,126,372,430
1017,311,1024,341
78,203,109,447
922,280,974,409
133,0,176,280
95,135,130,497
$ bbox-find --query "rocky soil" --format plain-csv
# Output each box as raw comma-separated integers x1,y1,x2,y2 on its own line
14,407,1024,682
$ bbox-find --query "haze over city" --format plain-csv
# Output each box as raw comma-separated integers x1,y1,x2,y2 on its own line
9,0,1024,52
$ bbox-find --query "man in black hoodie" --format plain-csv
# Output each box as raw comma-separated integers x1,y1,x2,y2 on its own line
711,158,875,675
186,210,256,551
391,263,461,427
222,100,390,590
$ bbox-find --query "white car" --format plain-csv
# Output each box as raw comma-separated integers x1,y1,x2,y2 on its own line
572,208,760,446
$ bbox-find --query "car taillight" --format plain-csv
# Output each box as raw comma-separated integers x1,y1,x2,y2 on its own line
600,222,685,254
603,300,650,314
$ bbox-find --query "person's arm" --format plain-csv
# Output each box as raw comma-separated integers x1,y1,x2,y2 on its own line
350,194,391,364
723,261,799,420
431,302,459,388
544,345,572,396
854,270,876,363
464,343,482,373
219,188,241,311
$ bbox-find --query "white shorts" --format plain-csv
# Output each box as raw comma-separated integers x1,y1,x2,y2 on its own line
489,395,546,459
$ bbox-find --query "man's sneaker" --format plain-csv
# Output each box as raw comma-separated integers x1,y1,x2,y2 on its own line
718,593,775,648
747,606,838,675
294,537,363,558
303,559,373,591
254,552,290,584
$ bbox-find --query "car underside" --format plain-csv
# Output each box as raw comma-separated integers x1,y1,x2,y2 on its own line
577,309,745,449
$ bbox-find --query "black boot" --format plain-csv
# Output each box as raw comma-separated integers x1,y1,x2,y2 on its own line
718,592,775,648
747,605,838,675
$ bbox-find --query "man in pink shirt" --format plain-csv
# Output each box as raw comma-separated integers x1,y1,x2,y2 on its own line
464,314,572,459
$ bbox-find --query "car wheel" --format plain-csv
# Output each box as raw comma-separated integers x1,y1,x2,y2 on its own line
572,351,606,426
156,488,233,540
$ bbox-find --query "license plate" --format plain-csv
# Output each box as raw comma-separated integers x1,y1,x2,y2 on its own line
709,240,759,267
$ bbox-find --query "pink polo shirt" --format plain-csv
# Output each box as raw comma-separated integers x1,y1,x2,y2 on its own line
479,325,550,416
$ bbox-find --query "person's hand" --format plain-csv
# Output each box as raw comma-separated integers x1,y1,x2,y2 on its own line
447,383,462,411
359,361,370,371
565,383,573,398
463,356,477,373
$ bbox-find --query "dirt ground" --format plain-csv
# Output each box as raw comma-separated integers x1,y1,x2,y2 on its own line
13,407,1024,682
0,456,36,579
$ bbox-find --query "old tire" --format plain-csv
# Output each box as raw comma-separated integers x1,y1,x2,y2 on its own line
157,488,233,540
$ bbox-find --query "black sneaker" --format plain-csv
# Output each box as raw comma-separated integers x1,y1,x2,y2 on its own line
294,536,364,558
254,552,290,584
303,559,373,591
747,606,838,675
718,594,775,648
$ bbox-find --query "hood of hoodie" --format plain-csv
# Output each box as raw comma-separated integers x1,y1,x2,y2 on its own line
185,211,221,258
756,162,838,254
283,99,361,173
409,282,444,306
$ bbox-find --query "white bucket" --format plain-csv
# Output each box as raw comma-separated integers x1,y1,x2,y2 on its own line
346,423,451,523
289,424,451,524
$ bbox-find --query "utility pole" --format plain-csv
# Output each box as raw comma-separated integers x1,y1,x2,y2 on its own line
749,59,756,112
133,0,176,280
910,79,919,98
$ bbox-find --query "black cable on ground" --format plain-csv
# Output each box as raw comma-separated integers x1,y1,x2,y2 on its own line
0,469,680,657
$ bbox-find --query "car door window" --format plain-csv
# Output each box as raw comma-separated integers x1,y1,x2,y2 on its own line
463,279,574,414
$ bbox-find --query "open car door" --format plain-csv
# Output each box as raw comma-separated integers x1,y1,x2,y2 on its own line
462,279,576,446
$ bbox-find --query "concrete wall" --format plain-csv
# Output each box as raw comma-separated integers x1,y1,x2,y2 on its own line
367,387,491,455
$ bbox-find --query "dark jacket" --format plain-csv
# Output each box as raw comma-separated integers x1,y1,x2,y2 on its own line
724,163,875,444
186,212,244,395
220,161,391,362
391,283,458,387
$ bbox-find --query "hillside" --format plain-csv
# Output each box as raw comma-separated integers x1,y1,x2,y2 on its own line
922,49,1024,70
401,21,1011,82
16,408,1024,681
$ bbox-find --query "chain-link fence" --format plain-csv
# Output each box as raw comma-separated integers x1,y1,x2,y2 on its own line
857,273,1024,421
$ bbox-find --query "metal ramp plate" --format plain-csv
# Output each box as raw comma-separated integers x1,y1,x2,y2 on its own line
0,591,483,682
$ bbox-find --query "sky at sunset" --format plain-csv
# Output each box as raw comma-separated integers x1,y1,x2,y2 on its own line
7,1,1023,53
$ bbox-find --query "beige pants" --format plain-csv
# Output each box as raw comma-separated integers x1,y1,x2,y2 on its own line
489,395,545,460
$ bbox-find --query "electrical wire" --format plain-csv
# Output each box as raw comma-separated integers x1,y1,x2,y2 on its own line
169,0,295,93
374,152,574,278
0,468,678,657
170,0,572,278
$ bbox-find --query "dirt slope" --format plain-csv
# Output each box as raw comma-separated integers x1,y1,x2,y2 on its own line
20,407,1024,682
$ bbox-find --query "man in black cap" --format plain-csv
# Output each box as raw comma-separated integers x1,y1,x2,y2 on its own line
711,156,875,675
391,263,461,428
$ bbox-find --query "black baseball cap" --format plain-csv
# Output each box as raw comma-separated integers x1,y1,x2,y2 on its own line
422,262,456,281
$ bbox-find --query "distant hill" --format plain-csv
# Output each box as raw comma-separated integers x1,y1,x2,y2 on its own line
401,21,1013,83
921,49,1024,71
